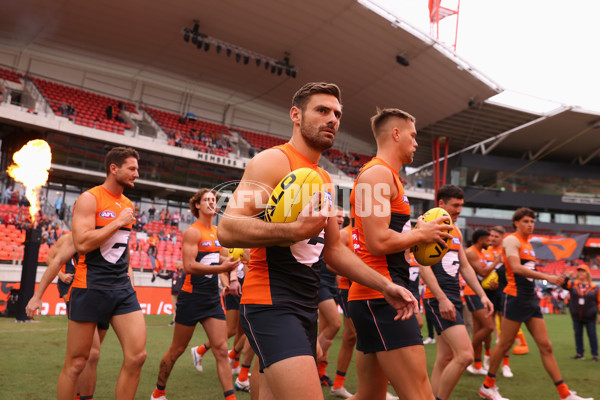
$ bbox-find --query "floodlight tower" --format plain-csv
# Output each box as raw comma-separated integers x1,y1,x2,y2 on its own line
428,0,461,51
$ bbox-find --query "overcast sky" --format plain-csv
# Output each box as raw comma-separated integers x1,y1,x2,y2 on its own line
368,0,600,113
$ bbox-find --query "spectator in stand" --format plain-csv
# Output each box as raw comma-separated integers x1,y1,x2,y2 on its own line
2,186,11,204
55,193,64,216
561,265,599,362
105,104,113,120
165,209,171,226
147,233,159,257
148,204,156,221
159,208,166,223
140,211,148,228
171,211,181,228
158,230,168,242
152,260,185,326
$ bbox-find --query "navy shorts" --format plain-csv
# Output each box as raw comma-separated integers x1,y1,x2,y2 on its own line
502,294,543,322
65,301,109,330
240,303,317,371
338,288,350,317
224,277,244,311
57,280,71,298
68,286,140,327
464,294,484,312
423,297,464,335
318,284,337,303
175,290,225,326
348,298,423,354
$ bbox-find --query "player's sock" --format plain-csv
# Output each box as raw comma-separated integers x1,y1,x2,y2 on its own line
76,394,80,400
473,359,483,369
152,384,166,398
233,357,240,369
197,343,210,356
502,355,510,366
555,380,571,399
332,370,346,390
229,348,240,361
224,389,236,400
485,348,491,357
483,373,496,389
318,360,328,377
80,396,93,400
238,364,251,381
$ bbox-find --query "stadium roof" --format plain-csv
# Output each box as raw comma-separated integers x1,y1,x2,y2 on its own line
1,0,599,168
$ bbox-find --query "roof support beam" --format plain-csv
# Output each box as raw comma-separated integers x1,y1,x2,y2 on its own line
524,139,557,160
411,107,569,173
573,147,600,165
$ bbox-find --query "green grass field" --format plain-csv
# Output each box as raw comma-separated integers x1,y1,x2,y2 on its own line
0,314,598,399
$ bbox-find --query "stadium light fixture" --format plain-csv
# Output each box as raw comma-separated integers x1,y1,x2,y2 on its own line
396,53,410,67
182,22,298,78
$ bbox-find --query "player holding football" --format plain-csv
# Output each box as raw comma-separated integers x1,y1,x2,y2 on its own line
217,82,419,400
478,208,593,400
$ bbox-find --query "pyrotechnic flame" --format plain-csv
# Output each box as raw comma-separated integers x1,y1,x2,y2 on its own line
6,139,52,223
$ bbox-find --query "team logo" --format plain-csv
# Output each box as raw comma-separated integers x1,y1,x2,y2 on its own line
215,239,220,247
523,249,529,255
99,210,116,219
452,237,461,245
402,194,410,205
200,240,212,247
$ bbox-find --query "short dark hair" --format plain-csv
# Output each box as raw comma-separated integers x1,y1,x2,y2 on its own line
104,147,139,176
292,82,342,111
436,184,464,203
512,207,535,228
370,108,416,139
472,228,490,244
490,225,506,235
189,188,216,218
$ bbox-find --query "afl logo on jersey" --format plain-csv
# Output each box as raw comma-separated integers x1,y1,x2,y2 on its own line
402,194,410,205
100,210,116,219
452,237,461,245
201,240,212,247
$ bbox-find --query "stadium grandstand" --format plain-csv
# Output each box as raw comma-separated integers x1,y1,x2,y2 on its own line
0,0,599,317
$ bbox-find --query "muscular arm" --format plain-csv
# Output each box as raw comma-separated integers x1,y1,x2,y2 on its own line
71,191,135,254
217,149,327,248
358,166,452,257
181,228,239,275
26,234,76,318
466,248,495,277
505,236,563,285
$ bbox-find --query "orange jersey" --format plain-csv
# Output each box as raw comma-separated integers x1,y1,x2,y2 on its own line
337,225,354,290
423,226,463,301
181,221,220,298
241,143,333,307
463,245,486,296
72,186,133,289
485,245,507,289
503,233,537,297
348,157,412,301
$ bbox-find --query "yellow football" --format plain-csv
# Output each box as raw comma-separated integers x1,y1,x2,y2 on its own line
264,167,323,224
228,248,245,261
264,167,324,246
411,207,453,266
481,270,499,289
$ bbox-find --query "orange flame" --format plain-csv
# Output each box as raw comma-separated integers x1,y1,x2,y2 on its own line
6,139,52,223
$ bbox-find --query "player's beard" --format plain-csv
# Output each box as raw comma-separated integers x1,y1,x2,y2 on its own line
300,118,335,151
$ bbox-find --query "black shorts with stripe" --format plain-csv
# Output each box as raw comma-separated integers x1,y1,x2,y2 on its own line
175,290,225,326
464,294,484,312
502,294,543,322
348,298,423,354
68,286,140,327
423,296,464,335
240,303,317,371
